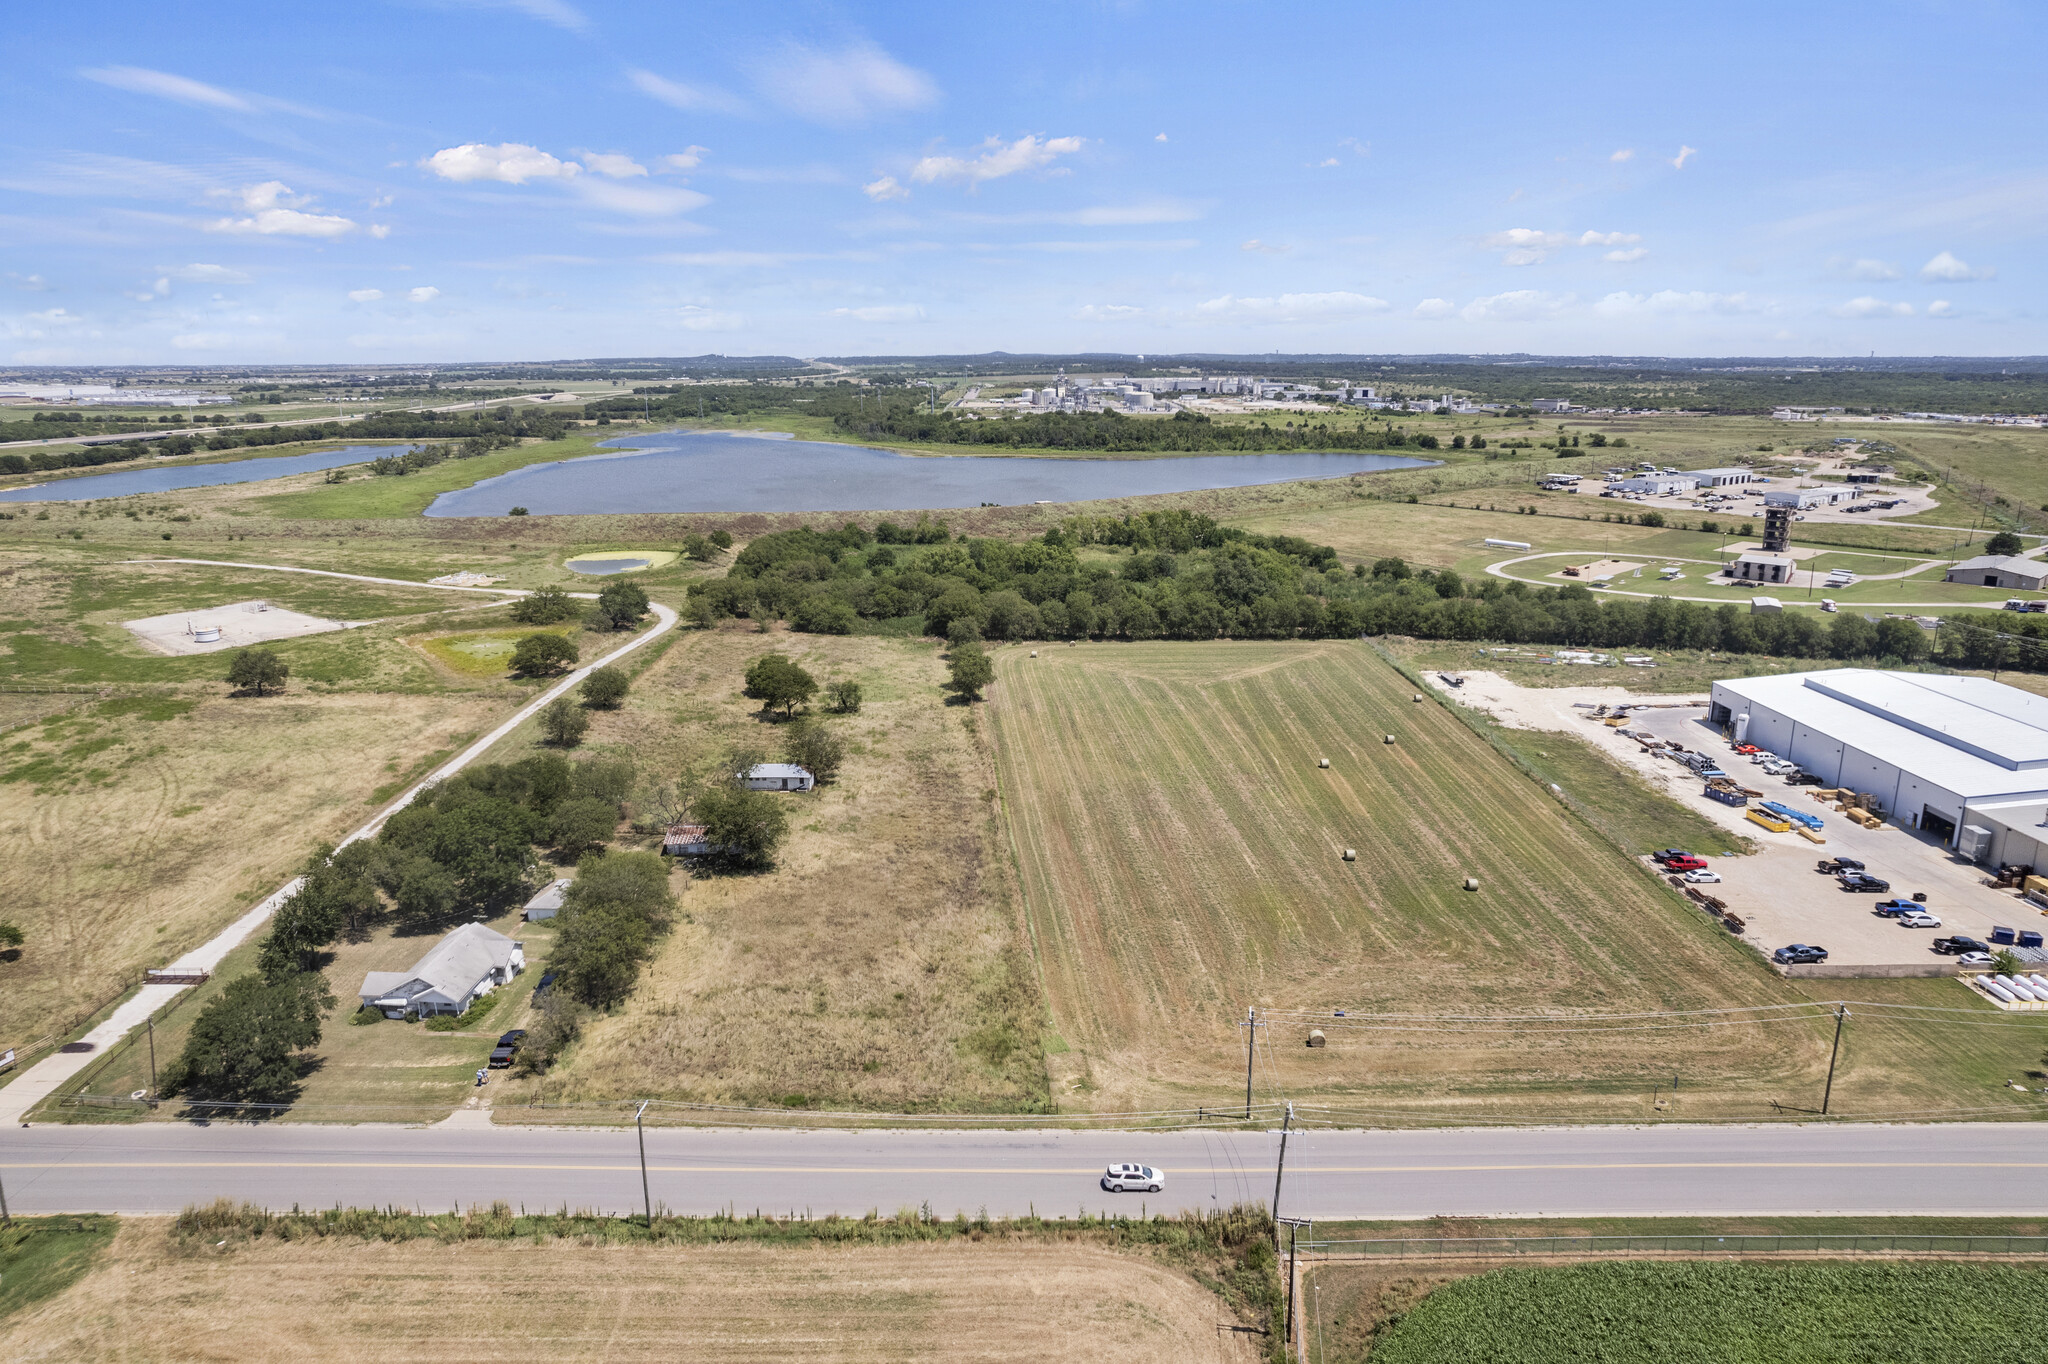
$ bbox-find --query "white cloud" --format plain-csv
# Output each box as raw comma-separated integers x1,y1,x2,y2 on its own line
80,66,249,111
1833,296,1915,318
575,180,710,217
6,273,51,291
1197,291,1390,322
1485,228,1571,265
581,152,647,179
1318,157,1340,167
912,134,1084,186
864,175,909,201
953,201,1201,226
1929,299,1955,316
368,224,391,239
444,0,587,31
205,181,357,237
627,68,748,115
348,288,384,302
1461,290,1572,321
1013,238,1196,253
1604,247,1649,263
1240,239,1287,254
1155,133,1168,142
1594,290,1758,316
1577,230,1641,247
1671,144,1697,169
752,41,937,124
828,304,926,322
1845,258,1901,280
653,251,823,267
423,143,582,184
1610,148,1635,163
1921,250,1993,281
407,286,440,302
674,305,744,331
660,147,709,172
163,263,248,283
1412,298,1456,319
1076,303,1143,321
170,332,233,349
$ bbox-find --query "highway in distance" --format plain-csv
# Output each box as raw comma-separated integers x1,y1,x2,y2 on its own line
6,1122,2046,1220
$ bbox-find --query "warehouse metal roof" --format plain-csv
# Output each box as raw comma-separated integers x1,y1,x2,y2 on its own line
1714,669,2048,801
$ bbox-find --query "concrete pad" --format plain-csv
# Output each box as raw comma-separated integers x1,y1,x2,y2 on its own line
124,599,360,655
1554,558,1644,582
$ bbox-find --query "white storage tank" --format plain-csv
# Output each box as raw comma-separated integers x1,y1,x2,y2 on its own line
193,625,221,643
1734,712,1750,744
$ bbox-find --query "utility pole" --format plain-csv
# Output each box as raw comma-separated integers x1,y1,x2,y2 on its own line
0,1170,9,1227
1241,1007,1262,1118
147,1017,158,1102
1277,1215,1312,1358
1271,1101,1295,1244
635,1100,654,1226
1821,1005,1848,1115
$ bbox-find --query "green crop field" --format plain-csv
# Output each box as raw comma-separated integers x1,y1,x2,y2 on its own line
1355,1261,2048,1364
989,640,2048,1118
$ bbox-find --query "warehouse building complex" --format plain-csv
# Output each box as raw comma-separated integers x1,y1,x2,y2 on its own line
1708,669,2048,862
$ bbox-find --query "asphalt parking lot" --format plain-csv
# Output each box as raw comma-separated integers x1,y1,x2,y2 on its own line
1619,708,2048,967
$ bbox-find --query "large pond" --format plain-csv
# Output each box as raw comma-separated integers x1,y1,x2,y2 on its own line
0,445,392,502
424,430,1434,517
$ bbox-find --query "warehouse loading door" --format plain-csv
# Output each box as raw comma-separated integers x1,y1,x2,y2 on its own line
1922,807,1957,842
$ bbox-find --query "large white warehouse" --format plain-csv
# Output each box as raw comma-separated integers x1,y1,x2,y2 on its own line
1709,669,2048,858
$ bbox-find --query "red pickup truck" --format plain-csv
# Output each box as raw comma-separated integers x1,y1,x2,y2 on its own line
1663,854,1708,872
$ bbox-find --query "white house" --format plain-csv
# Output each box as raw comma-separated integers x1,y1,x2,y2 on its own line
744,762,815,792
1727,552,1795,585
359,922,525,1018
1946,555,2048,591
522,878,571,922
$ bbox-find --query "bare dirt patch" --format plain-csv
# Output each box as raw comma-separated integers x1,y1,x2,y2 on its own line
124,599,360,656
0,1223,1258,1364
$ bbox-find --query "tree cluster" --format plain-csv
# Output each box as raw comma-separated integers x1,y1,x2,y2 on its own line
547,850,676,1011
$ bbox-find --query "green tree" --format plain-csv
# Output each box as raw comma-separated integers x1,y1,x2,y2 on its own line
255,844,374,979
158,971,333,1104
511,989,584,1076
510,632,579,677
783,715,845,783
1874,616,1928,661
682,533,717,562
947,642,996,701
226,647,289,696
827,679,863,713
709,529,733,550
539,695,591,746
690,783,790,869
1986,530,2025,557
551,850,675,1009
581,665,629,709
598,577,651,629
743,653,817,717
0,921,23,953
549,795,617,854
511,584,580,624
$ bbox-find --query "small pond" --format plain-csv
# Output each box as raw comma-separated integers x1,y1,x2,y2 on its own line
424,430,1434,517
0,445,395,502
566,558,652,575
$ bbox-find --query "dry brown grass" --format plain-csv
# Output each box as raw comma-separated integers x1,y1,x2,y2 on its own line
523,622,1045,1113
0,1221,1258,1364
0,688,505,1050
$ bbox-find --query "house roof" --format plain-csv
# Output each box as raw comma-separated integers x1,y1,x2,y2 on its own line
1951,555,2043,575
746,763,813,779
358,922,520,1004
523,878,571,913
1714,669,2048,802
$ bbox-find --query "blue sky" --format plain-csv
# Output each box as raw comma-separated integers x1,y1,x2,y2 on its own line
3,0,2041,364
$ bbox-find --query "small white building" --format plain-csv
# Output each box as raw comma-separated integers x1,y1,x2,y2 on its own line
1763,487,1853,510
1727,552,1795,585
1614,473,1700,496
744,762,815,792
1531,398,1575,413
1691,468,1760,487
1947,555,2048,591
359,923,525,1018
522,878,571,922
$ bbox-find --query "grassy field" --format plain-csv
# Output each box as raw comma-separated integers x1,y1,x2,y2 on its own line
987,640,2048,1118
0,1218,118,1328
515,621,1046,1114
1323,1260,2048,1364
0,1219,1264,1363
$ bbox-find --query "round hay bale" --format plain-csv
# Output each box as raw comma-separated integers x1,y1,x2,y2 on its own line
1413,693,1424,702
1342,848,1357,861
1029,650,1038,657
1306,1029,1327,1048
1463,876,1480,892
1318,757,1330,769
1384,734,1396,744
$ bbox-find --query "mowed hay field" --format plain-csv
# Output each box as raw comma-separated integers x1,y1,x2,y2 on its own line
992,641,1887,1116
533,623,1045,1113
0,1225,1258,1364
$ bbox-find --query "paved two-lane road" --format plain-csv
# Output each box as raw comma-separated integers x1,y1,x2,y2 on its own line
6,1122,2044,1220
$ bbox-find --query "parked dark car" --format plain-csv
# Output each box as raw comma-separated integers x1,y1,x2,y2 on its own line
1873,898,1920,917
1774,944,1829,964
531,970,559,998
1932,936,1991,956
488,1030,527,1069
1786,773,1824,786
1837,871,1891,893
1652,849,1696,865
1818,857,1866,874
